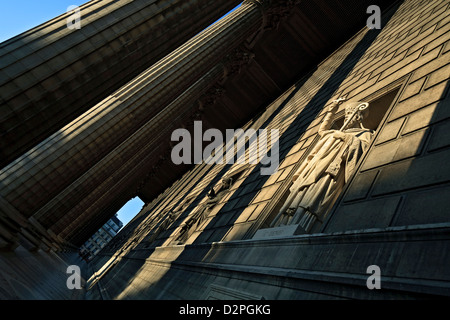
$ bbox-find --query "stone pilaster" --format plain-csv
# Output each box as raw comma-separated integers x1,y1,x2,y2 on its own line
0,0,266,223
32,64,225,240
0,0,243,168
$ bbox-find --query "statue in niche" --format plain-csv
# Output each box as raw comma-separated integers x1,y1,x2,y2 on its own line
175,177,234,244
270,97,374,233
143,202,197,247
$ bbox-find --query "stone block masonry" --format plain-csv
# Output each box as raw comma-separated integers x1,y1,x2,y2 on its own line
324,0,450,234
88,0,450,300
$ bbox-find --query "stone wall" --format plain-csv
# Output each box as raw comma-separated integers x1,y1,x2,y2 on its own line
90,0,450,299
323,0,450,233
0,248,88,299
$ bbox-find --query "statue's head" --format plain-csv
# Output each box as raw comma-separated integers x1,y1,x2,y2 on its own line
343,101,369,128
222,177,233,189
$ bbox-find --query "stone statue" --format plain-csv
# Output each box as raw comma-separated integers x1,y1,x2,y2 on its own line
270,97,374,232
175,177,233,244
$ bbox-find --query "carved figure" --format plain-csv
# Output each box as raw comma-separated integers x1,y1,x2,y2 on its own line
270,98,373,232
175,177,233,244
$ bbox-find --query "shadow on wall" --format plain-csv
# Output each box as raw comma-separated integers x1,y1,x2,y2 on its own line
323,77,450,232
87,2,407,300
186,17,395,244
0,247,88,300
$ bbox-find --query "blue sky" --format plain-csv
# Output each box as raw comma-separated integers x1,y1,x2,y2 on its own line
116,197,144,230
0,0,88,43
0,1,241,43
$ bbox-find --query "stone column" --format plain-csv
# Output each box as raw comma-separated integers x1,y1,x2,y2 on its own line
0,0,271,247
35,42,259,244
0,196,57,251
0,0,242,168
59,47,256,245
35,64,226,236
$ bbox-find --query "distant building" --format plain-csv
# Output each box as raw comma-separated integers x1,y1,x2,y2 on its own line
79,215,123,261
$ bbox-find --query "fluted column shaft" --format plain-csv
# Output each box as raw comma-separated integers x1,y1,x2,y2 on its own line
0,0,269,247
0,0,242,168
38,64,225,236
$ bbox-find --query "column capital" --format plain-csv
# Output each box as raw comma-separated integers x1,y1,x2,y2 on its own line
245,0,301,30
224,46,256,77
243,0,272,10
199,84,227,109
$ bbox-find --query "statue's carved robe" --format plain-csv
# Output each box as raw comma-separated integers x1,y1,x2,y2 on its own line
272,127,373,230
176,179,232,244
